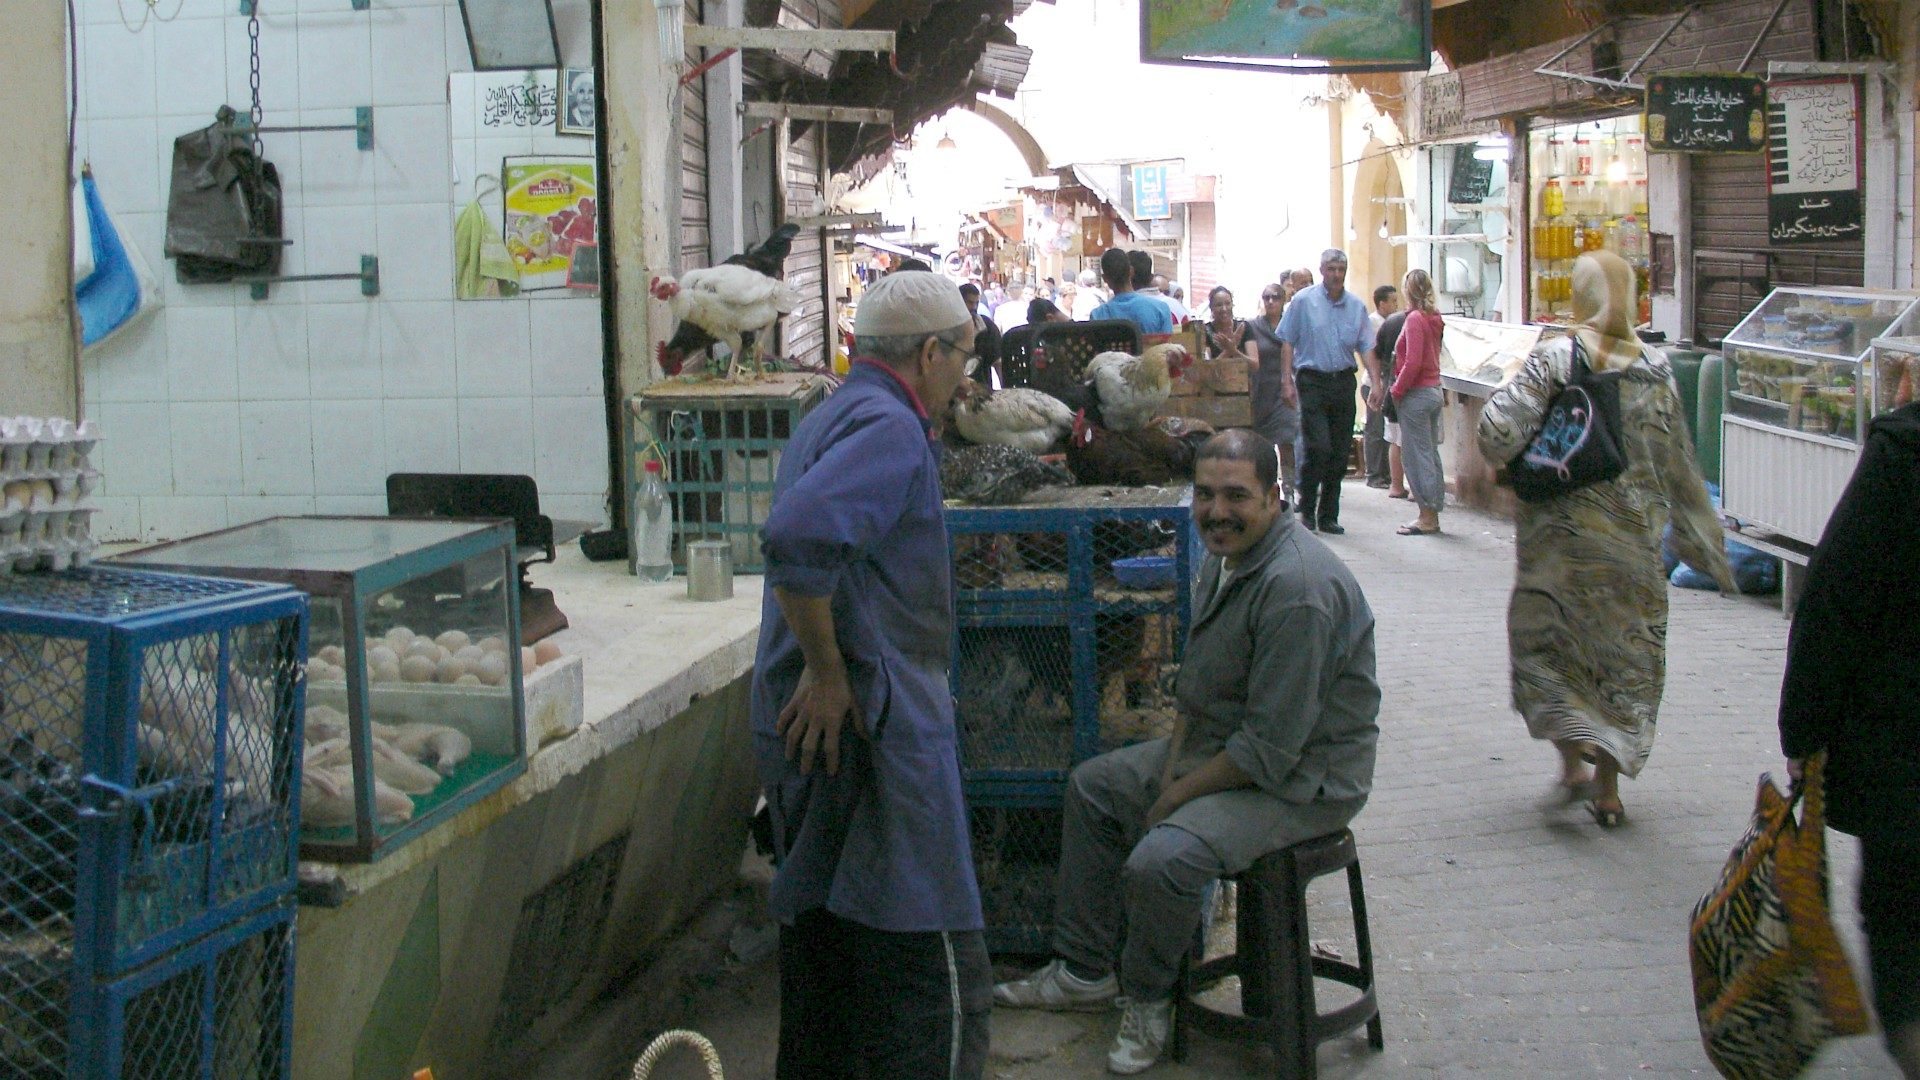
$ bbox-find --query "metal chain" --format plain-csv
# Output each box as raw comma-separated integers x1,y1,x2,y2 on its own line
247,7,264,155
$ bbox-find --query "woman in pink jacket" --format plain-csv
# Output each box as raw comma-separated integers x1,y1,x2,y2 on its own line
1392,269,1446,535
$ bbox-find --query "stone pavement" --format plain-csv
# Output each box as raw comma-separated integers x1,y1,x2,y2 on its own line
632,481,1904,1080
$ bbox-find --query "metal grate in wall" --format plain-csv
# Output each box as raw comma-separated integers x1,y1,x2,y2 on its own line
488,834,628,1049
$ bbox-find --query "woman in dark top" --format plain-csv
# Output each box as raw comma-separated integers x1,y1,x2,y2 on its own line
1202,285,1257,364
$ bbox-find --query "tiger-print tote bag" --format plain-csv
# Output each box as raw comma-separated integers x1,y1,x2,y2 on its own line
1689,753,1869,1079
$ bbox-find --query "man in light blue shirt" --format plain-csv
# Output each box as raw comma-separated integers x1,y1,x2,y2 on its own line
1278,248,1384,534
1088,248,1175,336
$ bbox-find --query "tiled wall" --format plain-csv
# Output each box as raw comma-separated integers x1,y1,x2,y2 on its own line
72,0,609,542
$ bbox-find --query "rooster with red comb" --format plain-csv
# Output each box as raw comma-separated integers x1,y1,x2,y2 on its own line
651,223,801,380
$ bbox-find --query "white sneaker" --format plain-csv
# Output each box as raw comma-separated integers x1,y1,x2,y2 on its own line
1107,997,1173,1075
993,959,1118,1012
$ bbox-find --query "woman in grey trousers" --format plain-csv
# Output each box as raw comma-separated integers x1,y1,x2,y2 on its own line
1391,269,1446,535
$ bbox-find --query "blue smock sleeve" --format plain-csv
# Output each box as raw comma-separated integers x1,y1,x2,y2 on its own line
762,410,928,597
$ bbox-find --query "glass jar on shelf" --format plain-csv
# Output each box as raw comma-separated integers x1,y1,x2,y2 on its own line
1542,177,1564,217
1565,178,1591,215
1574,133,1595,175
1547,137,1570,175
1632,178,1649,216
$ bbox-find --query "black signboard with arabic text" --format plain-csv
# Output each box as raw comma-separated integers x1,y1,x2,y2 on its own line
1766,77,1864,246
1645,74,1767,153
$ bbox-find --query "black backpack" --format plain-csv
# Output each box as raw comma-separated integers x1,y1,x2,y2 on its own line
1508,336,1628,502
164,106,284,284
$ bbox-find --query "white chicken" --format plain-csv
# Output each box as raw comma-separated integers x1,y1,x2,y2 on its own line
651,223,802,380
948,381,1075,453
1084,343,1195,432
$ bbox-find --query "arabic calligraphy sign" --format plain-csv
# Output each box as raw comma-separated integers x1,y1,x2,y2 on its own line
1645,74,1766,153
1766,77,1864,246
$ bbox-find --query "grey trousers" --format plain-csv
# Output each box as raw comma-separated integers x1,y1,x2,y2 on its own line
1050,739,1363,1003
1361,388,1390,485
1397,385,1446,513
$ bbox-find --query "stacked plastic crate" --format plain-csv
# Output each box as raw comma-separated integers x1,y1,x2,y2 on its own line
947,486,1193,954
0,566,307,1079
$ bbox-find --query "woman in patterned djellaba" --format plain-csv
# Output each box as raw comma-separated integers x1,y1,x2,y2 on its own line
1476,251,1732,828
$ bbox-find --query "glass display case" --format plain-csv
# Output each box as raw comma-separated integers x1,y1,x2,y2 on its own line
1720,287,1920,544
112,517,526,862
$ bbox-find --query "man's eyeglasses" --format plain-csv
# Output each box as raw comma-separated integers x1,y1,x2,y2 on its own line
935,335,979,375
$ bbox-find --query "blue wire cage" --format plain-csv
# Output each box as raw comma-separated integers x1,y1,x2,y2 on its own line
945,486,1193,953
0,566,306,1078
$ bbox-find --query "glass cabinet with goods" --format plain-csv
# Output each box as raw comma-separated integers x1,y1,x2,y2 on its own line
1719,287,1920,544
113,516,528,861
1527,116,1650,326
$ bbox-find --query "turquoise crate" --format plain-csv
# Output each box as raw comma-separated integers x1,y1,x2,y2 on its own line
628,374,834,575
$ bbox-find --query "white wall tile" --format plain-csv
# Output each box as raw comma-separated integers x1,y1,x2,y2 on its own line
306,302,382,399
170,402,243,494
164,307,240,402
314,495,388,515
378,300,455,397
443,6,474,74
370,6,449,106
239,401,316,495
296,14,372,110
227,495,318,526
447,84,476,144
453,301,531,396
85,308,171,403
470,136,533,190
85,119,161,216
141,495,229,541
115,212,167,278
92,496,142,543
226,11,301,116
236,304,311,399
384,399,459,474
95,401,174,496
374,105,452,204
152,17,228,119
539,493,608,530
298,110,378,207
457,398,534,475
447,140,479,204
301,203,377,295
531,396,608,495
311,400,388,494
83,23,156,120
376,202,455,301
529,299,604,397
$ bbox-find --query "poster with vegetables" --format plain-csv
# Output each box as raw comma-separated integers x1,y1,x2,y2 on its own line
502,156,598,291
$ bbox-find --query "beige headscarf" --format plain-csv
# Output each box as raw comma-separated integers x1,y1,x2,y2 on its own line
1570,251,1642,373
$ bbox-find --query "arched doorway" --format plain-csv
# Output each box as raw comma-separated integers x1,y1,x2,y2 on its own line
1350,140,1409,302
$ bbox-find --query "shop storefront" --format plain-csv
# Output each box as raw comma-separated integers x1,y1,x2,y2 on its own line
1526,117,1651,326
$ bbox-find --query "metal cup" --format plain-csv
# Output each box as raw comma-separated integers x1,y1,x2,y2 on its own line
685,540,734,601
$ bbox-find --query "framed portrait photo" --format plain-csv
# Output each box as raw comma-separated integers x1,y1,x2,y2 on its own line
559,67,596,136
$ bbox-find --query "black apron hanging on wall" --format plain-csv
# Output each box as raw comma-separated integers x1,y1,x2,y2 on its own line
163,105,284,284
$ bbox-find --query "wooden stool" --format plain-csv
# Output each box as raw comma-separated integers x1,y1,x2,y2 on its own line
1171,828,1382,1078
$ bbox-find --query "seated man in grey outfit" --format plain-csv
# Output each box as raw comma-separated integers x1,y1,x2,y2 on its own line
995,428,1381,1075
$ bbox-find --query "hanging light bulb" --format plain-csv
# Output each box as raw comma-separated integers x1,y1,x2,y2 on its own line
1378,219,1391,240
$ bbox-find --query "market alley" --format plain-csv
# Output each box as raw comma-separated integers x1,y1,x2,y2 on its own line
639,484,1903,1079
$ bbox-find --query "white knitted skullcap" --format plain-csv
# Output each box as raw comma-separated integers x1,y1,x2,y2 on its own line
853,271,971,337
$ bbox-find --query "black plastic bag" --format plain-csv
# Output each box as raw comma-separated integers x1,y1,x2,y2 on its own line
164,106,283,283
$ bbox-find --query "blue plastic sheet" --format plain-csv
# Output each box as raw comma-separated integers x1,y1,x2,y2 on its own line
75,173,141,346
1666,482,1782,594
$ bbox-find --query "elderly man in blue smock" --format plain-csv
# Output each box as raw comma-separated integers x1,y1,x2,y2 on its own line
995,429,1381,1074
751,271,991,1079
1278,249,1386,535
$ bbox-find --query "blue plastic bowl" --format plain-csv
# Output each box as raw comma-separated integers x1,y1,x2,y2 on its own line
1111,555,1176,590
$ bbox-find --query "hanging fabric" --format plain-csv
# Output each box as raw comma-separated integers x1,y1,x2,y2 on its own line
454,175,521,299
72,175,96,283
76,171,161,347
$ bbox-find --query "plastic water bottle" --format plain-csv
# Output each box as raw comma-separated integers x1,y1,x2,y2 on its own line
634,459,674,582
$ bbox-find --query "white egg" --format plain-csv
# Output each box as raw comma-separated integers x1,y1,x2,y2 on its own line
368,645,398,669
384,627,416,649
454,673,481,686
454,644,485,663
435,630,470,652
400,655,437,683
532,641,562,667
406,640,442,662
478,636,508,655
435,656,468,684
371,659,402,684
520,647,537,672
317,645,345,666
305,657,331,681
476,654,508,686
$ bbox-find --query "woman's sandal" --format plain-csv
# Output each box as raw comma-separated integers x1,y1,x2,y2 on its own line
1585,800,1626,829
1397,523,1439,536
1387,490,1410,499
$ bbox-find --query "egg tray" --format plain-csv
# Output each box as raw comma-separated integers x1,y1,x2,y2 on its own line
1,419,103,576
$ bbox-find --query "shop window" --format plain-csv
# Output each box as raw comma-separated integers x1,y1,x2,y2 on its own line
1527,116,1651,326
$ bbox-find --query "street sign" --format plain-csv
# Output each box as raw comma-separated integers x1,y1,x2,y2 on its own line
1766,77,1864,245
1645,74,1767,153
1132,163,1171,220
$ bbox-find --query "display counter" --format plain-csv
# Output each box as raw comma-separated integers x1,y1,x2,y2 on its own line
1720,286,1920,546
284,546,764,1080
1431,317,1548,513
